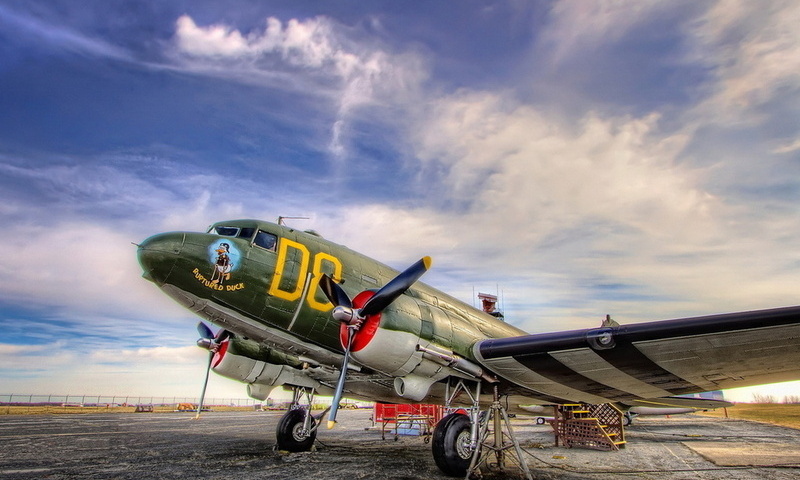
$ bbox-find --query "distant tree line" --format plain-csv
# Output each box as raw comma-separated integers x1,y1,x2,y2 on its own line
751,393,800,404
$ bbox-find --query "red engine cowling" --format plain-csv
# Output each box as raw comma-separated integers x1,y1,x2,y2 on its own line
344,294,485,401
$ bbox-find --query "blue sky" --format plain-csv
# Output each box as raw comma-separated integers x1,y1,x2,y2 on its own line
1,1,799,402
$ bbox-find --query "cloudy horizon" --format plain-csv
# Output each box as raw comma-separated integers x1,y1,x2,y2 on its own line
1,1,799,403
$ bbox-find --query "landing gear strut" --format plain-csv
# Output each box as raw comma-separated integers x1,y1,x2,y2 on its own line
467,385,532,479
276,386,322,452
432,378,482,477
432,379,532,479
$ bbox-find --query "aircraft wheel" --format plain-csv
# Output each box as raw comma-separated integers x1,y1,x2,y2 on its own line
623,412,632,426
432,413,473,477
536,416,546,425
276,409,316,452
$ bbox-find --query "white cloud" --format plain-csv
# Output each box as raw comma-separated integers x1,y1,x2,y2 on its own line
1,341,75,372
0,219,185,323
0,5,129,60
772,138,800,154
686,0,800,119
175,15,356,72
415,91,713,243
312,204,454,265
0,342,62,355
171,15,427,161
89,345,199,364
539,0,668,66
0,157,182,227
396,90,800,330
1,341,245,398
175,15,254,57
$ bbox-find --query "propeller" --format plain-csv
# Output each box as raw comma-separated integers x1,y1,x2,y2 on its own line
194,322,230,419
319,256,431,429
197,322,215,342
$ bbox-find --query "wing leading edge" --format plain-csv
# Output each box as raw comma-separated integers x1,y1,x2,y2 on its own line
473,306,800,405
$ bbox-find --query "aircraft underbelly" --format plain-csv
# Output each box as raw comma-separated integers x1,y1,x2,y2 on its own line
161,284,346,368
480,355,616,404
548,348,672,398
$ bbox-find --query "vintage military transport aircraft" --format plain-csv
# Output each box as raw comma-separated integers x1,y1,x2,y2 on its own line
137,218,800,477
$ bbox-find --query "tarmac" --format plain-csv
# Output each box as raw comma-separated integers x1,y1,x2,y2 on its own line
0,409,798,479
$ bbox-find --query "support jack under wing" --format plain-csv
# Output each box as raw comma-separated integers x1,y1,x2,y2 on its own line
473,306,800,406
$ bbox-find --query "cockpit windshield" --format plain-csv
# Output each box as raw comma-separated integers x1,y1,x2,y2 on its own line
213,226,238,236
210,226,256,241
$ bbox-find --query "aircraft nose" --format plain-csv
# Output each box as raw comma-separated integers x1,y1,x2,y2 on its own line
137,232,186,283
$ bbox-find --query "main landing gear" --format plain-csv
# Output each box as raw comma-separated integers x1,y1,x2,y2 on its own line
432,379,482,476
623,411,634,426
276,387,327,452
432,379,532,479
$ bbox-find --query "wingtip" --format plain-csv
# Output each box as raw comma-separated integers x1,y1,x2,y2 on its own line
422,256,432,270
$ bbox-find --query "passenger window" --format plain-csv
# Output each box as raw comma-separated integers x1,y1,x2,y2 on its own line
214,226,239,236
254,231,278,251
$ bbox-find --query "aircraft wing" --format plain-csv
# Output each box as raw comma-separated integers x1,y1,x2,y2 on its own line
473,306,800,405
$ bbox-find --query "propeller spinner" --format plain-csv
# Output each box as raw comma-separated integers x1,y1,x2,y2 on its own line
318,256,431,429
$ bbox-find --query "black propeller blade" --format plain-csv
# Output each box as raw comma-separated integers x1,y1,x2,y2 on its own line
197,321,214,340
360,256,431,317
319,274,352,308
322,257,432,429
196,350,213,420
194,322,230,419
327,327,356,429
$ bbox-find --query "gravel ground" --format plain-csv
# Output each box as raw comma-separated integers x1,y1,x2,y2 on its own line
0,409,798,479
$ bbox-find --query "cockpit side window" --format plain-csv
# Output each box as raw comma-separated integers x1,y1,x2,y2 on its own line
238,227,255,241
254,230,278,252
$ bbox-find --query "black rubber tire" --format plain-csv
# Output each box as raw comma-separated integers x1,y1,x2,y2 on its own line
536,416,546,425
623,412,632,426
276,409,316,452
432,413,473,477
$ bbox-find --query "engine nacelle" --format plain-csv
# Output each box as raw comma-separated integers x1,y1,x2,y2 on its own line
247,383,275,401
350,321,424,377
211,338,321,399
348,296,487,400
393,375,437,402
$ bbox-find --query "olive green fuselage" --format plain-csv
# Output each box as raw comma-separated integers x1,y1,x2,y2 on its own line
138,219,525,377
